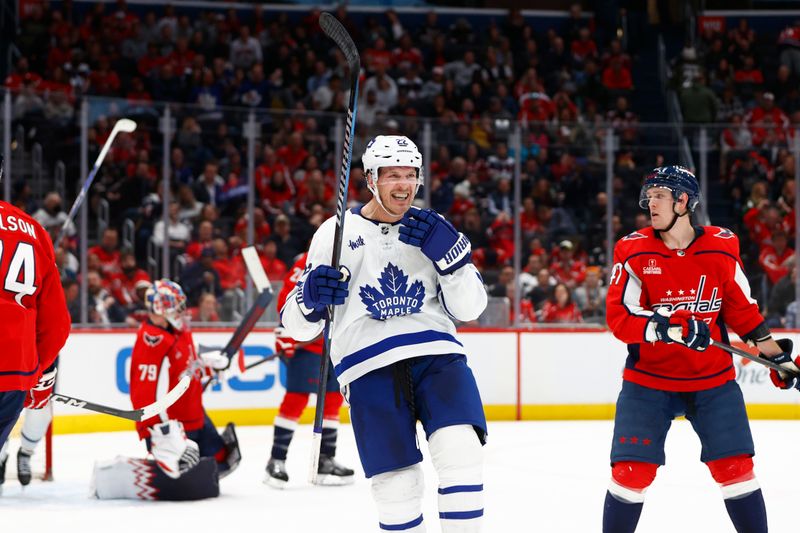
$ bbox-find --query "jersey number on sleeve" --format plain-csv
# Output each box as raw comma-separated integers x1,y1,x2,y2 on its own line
138,364,158,382
0,242,37,305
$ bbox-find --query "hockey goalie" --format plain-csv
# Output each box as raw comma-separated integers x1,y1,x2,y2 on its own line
92,280,240,500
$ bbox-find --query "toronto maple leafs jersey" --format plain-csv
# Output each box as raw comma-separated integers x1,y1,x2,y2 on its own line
606,226,766,392
281,206,488,387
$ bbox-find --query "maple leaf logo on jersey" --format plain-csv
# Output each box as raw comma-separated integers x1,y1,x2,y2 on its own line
622,231,647,241
143,332,163,347
714,228,735,239
359,263,425,320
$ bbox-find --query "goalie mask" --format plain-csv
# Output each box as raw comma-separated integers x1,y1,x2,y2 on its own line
362,135,424,217
145,279,188,330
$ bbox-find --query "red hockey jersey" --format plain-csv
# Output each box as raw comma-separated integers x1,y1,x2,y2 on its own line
130,321,205,438
0,202,71,391
606,226,765,391
277,253,323,354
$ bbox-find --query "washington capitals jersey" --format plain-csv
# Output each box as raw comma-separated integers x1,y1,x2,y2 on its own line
130,321,205,438
281,206,487,387
276,253,323,355
606,226,765,392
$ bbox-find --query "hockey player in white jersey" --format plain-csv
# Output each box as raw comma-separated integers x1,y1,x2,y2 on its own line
282,135,488,532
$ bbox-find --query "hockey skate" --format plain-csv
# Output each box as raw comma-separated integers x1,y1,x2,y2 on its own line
17,449,32,486
315,455,355,486
264,458,289,489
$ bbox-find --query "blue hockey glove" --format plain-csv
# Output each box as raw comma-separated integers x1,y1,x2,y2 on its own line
649,309,710,352
764,339,799,389
398,206,471,275
299,265,350,317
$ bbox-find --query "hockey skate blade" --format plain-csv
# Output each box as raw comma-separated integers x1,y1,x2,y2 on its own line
313,473,355,487
263,474,288,490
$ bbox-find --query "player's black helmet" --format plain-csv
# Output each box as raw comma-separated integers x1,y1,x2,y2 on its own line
638,165,700,213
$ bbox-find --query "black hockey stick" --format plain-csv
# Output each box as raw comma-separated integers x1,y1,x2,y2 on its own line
310,11,360,484
55,118,137,249
202,246,274,391
667,327,800,389
50,375,190,421
710,339,800,391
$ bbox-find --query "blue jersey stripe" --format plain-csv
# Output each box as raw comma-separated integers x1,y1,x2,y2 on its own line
335,330,462,374
439,509,484,520
379,514,424,530
438,484,483,494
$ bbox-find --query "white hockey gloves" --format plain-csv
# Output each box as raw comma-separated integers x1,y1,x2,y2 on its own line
647,308,710,352
149,420,200,479
199,349,230,371
399,207,471,275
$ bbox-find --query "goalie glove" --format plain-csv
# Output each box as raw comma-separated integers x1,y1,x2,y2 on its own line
25,367,57,409
764,339,799,389
648,308,710,352
149,420,200,479
398,206,471,275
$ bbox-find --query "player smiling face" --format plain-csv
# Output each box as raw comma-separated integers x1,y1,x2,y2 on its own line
376,165,418,216
646,187,688,231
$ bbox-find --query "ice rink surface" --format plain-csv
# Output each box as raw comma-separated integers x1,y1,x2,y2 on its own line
1,420,799,532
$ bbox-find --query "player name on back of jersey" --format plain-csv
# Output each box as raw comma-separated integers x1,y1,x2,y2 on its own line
0,213,37,239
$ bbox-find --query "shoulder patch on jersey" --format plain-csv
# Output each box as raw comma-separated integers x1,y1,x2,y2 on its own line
143,332,163,347
622,231,648,241
713,228,735,239
358,263,425,320
348,235,365,250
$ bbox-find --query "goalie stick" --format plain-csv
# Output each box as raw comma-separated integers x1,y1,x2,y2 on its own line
50,375,191,421
310,11,361,485
202,246,274,391
55,118,137,249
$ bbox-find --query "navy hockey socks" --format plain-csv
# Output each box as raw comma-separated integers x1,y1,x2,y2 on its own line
603,491,644,533
321,424,338,457
724,489,767,533
270,420,295,461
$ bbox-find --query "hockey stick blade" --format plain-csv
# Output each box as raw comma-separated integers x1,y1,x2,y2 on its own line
241,245,273,294
50,375,190,421
319,13,360,74
55,117,137,249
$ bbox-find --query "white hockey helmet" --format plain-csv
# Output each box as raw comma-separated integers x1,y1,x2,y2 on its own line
362,135,424,214
145,279,188,330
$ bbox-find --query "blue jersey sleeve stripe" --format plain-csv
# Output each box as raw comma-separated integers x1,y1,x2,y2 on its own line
438,484,483,494
439,509,484,520
379,514,424,530
335,330,462,374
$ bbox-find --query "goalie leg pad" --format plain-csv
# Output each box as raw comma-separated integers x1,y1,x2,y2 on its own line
429,425,483,531
92,456,219,500
372,464,426,532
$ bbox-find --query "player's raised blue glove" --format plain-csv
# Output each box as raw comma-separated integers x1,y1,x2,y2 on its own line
650,309,710,352
398,206,471,275
299,265,350,318
764,339,800,389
